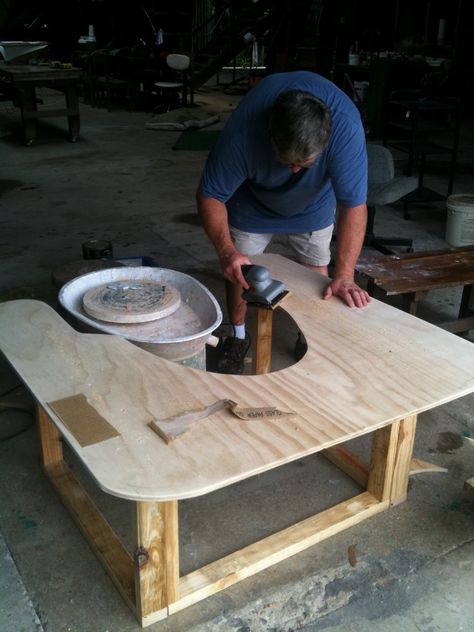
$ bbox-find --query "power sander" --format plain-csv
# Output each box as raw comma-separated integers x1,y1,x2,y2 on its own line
241,265,288,308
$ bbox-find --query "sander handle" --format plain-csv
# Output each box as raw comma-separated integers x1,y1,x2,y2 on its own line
241,265,271,290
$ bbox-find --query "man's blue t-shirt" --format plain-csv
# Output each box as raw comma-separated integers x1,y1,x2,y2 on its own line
198,71,367,233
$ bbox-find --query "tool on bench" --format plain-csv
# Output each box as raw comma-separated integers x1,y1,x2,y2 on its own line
149,398,294,444
241,265,288,308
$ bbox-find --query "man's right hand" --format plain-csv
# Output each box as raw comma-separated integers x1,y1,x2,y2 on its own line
219,250,251,288
196,193,251,288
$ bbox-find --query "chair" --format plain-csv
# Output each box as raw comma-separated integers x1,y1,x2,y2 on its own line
383,90,462,218
154,54,192,112
365,144,418,255
86,50,135,111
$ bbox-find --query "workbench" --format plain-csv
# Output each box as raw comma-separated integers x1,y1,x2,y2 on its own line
0,63,82,145
356,246,474,333
1,254,473,627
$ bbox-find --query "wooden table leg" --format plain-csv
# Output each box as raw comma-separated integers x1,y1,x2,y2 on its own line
368,414,417,506
35,404,136,611
389,415,418,505
37,402,63,466
18,86,37,146
402,292,418,315
135,500,179,626
65,84,80,141
459,284,474,318
367,421,401,502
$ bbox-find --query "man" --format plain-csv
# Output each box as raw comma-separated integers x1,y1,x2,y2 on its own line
197,71,370,374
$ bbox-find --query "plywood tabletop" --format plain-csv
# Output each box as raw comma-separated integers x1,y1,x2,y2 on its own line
1,254,473,501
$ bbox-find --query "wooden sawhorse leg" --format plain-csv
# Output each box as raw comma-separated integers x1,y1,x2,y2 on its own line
135,500,179,625
367,416,417,505
36,403,179,626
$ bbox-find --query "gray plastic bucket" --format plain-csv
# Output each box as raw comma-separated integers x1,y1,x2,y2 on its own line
445,194,474,247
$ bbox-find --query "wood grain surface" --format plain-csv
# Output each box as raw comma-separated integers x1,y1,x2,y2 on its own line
356,246,474,295
1,254,473,501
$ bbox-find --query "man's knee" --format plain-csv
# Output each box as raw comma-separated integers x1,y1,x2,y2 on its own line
288,225,333,268
229,226,273,255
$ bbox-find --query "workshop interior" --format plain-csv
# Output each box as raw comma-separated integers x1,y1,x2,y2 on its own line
1,1,474,631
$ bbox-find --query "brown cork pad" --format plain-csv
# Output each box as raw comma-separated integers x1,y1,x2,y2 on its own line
48,394,120,447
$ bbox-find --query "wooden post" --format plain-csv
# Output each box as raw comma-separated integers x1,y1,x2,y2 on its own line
135,500,179,622
65,84,80,141
459,283,474,319
402,292,418,315
36,403,63,467
251,307,273,375
368,416,417,506
367,421,400,502
390,415,418,505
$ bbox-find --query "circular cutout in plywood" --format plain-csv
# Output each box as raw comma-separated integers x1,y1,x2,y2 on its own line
82,281,181,323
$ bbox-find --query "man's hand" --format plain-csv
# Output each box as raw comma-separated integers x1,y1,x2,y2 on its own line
197,193,251,288
323,277,371,308
220,250,251,288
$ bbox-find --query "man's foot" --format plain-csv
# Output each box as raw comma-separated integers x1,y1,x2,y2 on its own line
217,335,251,375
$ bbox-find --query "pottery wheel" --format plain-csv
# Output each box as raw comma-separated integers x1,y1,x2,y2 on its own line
82,281,181,323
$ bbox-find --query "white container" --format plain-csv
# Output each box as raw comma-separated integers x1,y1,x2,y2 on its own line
445,194,474,246
354,80,369,103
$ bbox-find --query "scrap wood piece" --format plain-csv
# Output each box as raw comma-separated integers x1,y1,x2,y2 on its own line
409,458,448,476
149,399,294,444
321,447,448,489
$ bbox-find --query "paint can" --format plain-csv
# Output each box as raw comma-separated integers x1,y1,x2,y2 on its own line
445,194,474,246
82,239,113,260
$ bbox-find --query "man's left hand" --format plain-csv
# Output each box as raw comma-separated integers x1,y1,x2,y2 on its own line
323,277,371,308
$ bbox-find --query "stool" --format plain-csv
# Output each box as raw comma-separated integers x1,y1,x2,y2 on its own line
356,246,474,333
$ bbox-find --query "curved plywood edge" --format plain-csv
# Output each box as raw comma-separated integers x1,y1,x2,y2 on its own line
0,254,474,501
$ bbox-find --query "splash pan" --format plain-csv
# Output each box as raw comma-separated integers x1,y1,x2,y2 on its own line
0,41,49,62
59,267,222,360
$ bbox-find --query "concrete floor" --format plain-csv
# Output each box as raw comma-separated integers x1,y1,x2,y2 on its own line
0,80,473,632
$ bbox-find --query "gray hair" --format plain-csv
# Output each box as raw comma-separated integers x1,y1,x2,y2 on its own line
269,90,332,164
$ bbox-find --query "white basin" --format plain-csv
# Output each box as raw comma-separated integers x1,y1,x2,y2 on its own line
59,266,223,362
0,41,49,62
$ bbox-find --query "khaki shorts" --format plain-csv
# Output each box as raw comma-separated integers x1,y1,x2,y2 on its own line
229,224,334,267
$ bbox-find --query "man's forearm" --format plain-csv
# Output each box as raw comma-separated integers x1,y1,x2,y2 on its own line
334,204,367,279
197,192,250,287
197,192,236,262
